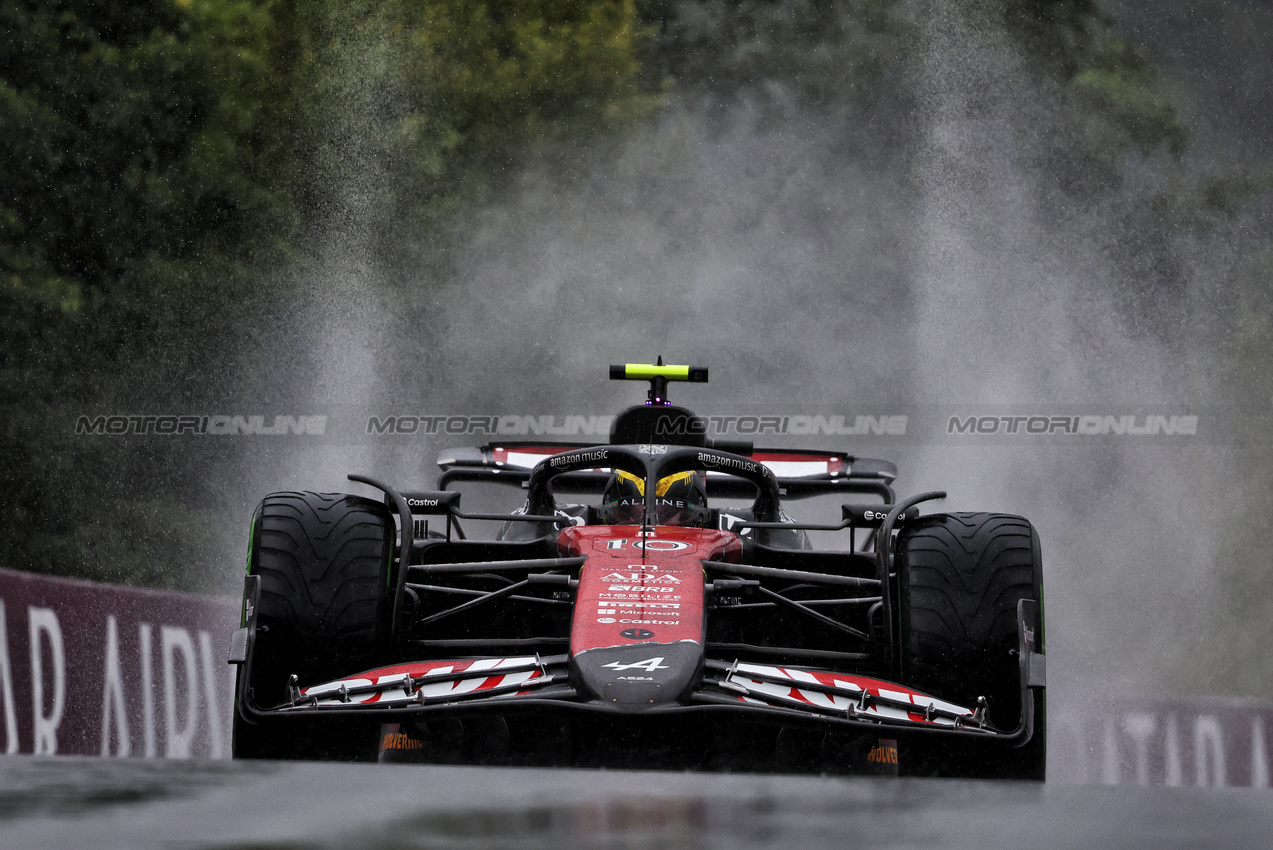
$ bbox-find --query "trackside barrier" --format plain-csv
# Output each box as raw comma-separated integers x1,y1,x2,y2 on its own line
2,567,1271,781
0,568,236,757
1050,701,1273,787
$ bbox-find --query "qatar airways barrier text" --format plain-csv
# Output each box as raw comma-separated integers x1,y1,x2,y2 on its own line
0,568,236,757
0,567,1270,784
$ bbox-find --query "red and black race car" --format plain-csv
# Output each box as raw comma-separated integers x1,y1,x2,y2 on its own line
230,363,1045,779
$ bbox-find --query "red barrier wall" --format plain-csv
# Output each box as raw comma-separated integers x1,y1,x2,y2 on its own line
0,568,236,758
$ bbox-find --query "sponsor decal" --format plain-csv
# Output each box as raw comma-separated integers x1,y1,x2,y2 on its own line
603,538,691,552
636,536,687,552
696,451,772,477
603,587,677,595
602,602,681,610
602,657,670,673
1050,702,1273,787
620,628,655,640
858,508,909,523
601,573,682,584
867,742,899,764
0,568,234,758
550,448,609,469
304,661,542,706
604,498,697,514
380,730,424,751
726,663,973,726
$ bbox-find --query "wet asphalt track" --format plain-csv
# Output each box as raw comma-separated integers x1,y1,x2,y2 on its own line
1,758,1272,849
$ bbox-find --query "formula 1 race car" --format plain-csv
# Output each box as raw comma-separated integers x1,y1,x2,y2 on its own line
230,363,1045,779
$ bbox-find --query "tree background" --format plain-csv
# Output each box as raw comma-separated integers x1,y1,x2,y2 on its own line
2,0,1270,699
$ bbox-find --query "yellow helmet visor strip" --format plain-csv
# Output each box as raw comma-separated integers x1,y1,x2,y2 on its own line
614,469,697,498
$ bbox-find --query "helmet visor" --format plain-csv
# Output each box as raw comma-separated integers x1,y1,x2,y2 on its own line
597,500,644,525
652,503,700,525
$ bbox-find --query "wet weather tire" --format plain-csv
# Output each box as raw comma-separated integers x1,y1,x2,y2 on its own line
897,512,1044,780
233,491,394,760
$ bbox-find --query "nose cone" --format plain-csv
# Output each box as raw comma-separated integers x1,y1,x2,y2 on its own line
572,641,704,710
559,524,739,711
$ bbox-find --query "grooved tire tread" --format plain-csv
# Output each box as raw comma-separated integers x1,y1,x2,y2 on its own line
899,512,1044,779
252,492,391,654
233,491,393,760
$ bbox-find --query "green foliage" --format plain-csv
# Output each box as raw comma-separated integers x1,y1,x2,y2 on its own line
0,0,654,588
0,0,293,407
3,494,227,593
0,1,285,292
418,0,653,137
994,0,1188,197
262,0,657,254
643,0,915,106
643,0,1186,189
1072,67,1178,151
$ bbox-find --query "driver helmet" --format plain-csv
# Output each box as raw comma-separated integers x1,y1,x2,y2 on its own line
598,469,710,526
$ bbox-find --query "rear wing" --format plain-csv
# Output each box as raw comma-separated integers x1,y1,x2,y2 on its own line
436,442,896,502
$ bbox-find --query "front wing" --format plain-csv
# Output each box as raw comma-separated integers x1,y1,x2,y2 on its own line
231,579,1043,747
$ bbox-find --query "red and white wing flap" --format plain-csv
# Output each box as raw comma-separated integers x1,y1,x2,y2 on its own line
726,662,974,726
301,656,546,706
